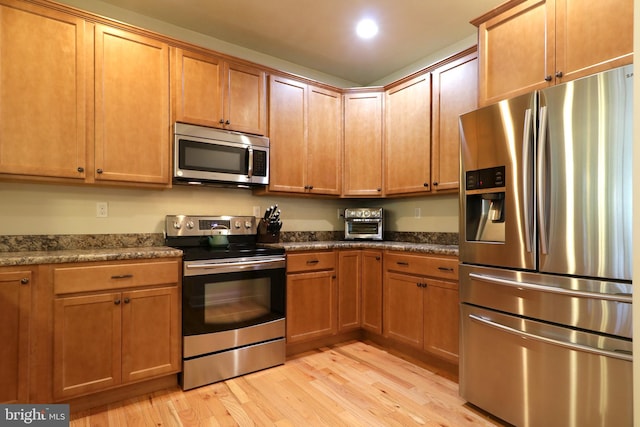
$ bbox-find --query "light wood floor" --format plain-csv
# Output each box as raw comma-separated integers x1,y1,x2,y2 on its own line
69,341,507,426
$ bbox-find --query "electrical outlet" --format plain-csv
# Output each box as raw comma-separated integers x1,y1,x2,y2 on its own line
414,207,421,218
253,206,261,217
96,202,108,218
337,208,342,219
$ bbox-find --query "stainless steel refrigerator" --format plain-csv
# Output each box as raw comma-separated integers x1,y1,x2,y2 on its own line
458,65,633,427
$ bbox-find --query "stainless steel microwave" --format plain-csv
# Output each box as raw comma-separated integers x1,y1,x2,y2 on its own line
173,123,269,187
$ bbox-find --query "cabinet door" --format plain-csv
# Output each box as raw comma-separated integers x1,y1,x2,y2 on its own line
174,48,224,128
307,86,342,195
94,25,170,185
343,91,383,197
431,52,478,192
478,0,554,105
383,272,423,348
122,286,180,383
0,2,86,179
384,73,431,195
0,269,31,404
224,61,267,135
337,251,361,332
53,292,122,399
286,270,337,343
361,250,383,335
268,75,307,193
555,0,633,83
424,279,459,363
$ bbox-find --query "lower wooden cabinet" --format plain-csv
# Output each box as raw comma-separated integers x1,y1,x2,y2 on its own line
383,252,459,363
286,251,337,343
337,251,361,332
0,267,33,404
52,259,180,400
338,250,383,334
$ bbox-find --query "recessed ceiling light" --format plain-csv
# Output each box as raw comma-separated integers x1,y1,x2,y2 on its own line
356,18,378,39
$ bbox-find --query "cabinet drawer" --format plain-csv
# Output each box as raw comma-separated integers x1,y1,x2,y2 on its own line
53,259,180,295
287,251,336,273
384,251,458,280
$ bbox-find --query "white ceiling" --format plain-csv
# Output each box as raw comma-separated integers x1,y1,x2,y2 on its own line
97,0,505,86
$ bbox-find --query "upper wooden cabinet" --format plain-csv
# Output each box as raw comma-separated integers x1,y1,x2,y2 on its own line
268,74,342,195
94,25,171,185
343,90,384,197
173,48,267,135
0,0,172,187
384,73,432,195
0,0,87,180
475,0,633,105
431,50,478,192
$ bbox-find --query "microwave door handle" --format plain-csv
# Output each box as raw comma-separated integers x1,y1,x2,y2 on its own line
247,147,254,178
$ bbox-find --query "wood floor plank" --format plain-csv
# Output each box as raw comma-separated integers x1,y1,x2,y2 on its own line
69,341,507,427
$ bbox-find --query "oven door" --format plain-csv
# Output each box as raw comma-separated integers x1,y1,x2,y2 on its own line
345,219,382,240
182,256,285,356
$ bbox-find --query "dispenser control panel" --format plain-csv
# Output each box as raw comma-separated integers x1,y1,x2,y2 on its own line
466,166,505,190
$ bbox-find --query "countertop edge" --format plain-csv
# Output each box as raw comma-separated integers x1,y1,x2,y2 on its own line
0,247,183,267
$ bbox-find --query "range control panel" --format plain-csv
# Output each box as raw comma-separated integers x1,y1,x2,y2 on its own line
165,215,256,237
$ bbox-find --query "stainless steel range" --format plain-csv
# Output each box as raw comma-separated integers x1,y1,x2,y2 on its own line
165,215,286,390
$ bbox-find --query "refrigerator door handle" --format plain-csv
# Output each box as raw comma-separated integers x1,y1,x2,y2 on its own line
468,314,632,362
536,105,549,254
522,108,533,253
468,272,632,303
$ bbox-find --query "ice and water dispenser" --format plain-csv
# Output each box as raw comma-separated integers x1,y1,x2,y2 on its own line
464,166,505,242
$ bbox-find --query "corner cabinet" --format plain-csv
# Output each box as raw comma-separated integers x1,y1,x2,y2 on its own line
51,259,180,400
173,48,267,135
384,73,432,195
343,90,384,197
430,50,478,192
0,267,33,404
268,75,342,195
383,252,459,363
93,25,171,185
285,251,337,343
475,0,633,105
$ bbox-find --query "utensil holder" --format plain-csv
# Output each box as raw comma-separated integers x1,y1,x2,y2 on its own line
257,219,280,243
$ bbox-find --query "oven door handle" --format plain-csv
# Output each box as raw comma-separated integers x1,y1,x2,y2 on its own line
186,257,285,271
468,314,632,362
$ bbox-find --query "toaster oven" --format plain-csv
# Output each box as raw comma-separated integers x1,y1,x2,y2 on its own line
344,208,383,240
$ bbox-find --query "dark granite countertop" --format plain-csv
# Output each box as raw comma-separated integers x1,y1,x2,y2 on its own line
0,231,458,266
0,247,183,267
268,241,458,256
